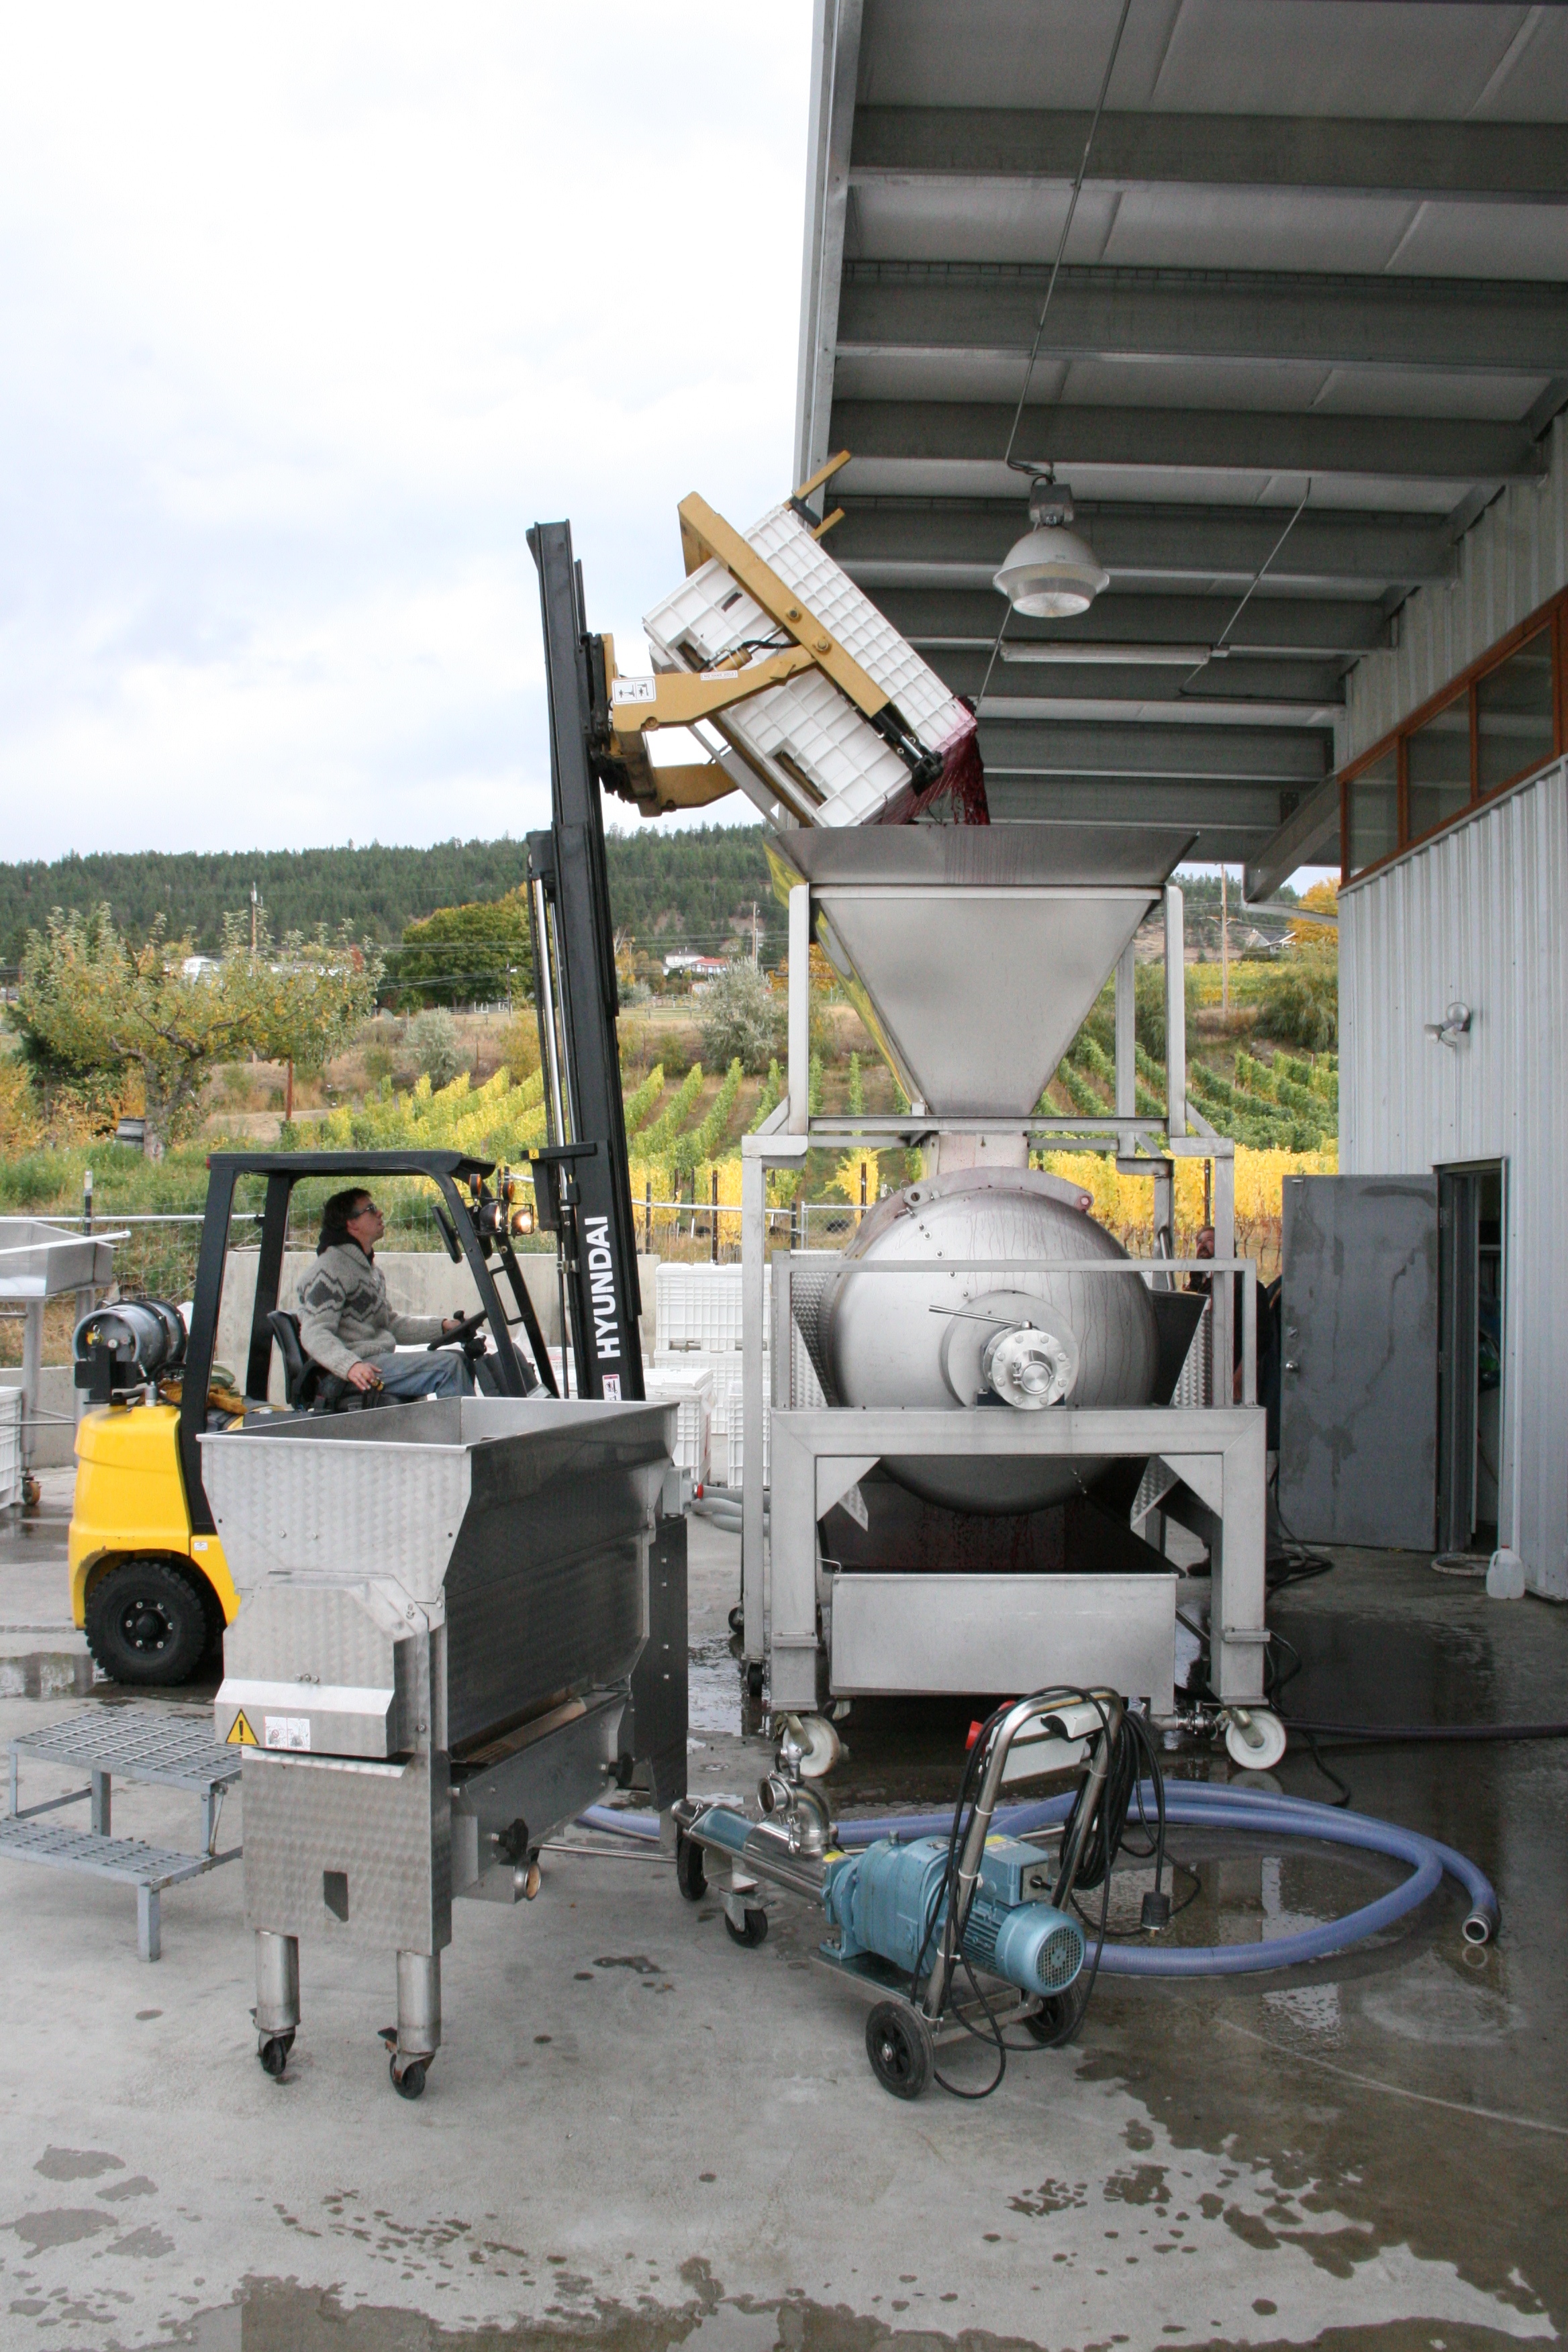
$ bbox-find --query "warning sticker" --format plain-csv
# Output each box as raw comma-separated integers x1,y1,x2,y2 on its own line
609,677,657,705
602,1373,622,1400
264,1715,312,1751
225,1710,258,1747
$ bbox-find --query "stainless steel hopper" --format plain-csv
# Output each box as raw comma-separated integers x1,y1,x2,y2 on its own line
765,824,1194,1120
199,1395,685,2095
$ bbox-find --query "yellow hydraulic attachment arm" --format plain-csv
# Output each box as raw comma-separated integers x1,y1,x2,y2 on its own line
593,452,939,821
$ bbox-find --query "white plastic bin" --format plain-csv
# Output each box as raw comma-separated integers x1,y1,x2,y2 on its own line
0,1387,21,1510
642,503,973,828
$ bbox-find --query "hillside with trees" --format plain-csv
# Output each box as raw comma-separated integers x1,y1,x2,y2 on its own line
0,827,1314,983
0,826,785,975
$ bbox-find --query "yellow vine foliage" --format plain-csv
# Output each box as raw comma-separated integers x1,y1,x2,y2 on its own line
0,1060,42,1153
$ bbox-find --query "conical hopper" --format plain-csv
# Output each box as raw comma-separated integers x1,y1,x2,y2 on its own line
766,824,1195,1120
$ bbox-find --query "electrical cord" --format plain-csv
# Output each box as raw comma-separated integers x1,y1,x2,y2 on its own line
906,1690,1101,2097
905,1696,1012,2098
908,1689,1172,2094
1285,1718,1568,1747
1267,1465,1335,1591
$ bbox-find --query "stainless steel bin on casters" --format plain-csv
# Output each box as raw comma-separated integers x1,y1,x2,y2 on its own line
201,1395,683,2096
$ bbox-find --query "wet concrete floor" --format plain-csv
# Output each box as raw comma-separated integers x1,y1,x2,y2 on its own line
0,1490,1563,2351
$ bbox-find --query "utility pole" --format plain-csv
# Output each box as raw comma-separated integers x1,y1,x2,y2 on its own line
750,902,759,965
1220,864,1230,1015
250,882,259,955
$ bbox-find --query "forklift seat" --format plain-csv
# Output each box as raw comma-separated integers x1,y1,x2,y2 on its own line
266,1310,348,1414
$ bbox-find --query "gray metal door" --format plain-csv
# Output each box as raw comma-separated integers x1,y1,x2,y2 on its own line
1279,1175,1438,1549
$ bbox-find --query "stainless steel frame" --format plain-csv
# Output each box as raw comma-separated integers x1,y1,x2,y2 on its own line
737,853,1267,1714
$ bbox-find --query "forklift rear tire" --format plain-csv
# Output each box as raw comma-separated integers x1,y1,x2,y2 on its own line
85,1559,211,1687
675,1832,707,1902
866,2001,933,2100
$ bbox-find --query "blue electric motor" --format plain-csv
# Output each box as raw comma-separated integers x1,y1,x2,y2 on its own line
822,1834,1085,1999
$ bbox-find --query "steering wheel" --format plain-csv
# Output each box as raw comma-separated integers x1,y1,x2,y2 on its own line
428,1310,489,1358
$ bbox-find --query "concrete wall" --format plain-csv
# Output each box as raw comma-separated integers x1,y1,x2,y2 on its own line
216,1250,659,1404
1340,756,1568,1598
1,1252,660,1457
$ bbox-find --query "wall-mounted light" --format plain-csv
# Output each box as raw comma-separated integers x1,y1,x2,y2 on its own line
993,477,1110,618
1424,1001,1472,1047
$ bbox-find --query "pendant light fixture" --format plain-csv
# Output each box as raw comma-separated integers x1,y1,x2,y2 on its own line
993,475,1110,618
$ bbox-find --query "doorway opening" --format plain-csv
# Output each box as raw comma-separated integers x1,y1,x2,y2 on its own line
1437,1161,1505,1557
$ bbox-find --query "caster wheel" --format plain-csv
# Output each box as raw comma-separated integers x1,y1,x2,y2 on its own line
728,1606,744,1636
675,1830,707,1902
391,2057,427,2100
258,2032,294,2079
1022,1990,1084,2047
1224,1708,1287,1772
865,2000,933,2100
724,1907,769,1948
744,1661,765,1701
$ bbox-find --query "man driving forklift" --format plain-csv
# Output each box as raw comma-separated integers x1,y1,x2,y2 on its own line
297,1188,474,1400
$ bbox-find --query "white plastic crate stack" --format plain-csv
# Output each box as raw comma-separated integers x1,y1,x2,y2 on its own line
654,1261,769,1355
642,503,977,828
651,1264,774,1488
0,1386,21,1510
640,1367,714,1487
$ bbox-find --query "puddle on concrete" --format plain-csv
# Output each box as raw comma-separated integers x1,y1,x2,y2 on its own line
169,2270,1555,2351
688,1637,742,1736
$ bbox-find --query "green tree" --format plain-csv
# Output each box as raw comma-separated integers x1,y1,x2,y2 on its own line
406,1008,467,1089
697,960,784,1074
1257,946,1338,1052
15,904,380,1157
393,892,534,1008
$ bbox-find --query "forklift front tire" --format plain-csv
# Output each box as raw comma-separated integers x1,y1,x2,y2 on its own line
85,1558,212,1687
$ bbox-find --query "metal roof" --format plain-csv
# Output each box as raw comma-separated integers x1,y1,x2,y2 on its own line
795,0,1568,894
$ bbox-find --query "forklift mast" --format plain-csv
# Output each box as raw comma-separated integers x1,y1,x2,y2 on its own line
526,522,645,1401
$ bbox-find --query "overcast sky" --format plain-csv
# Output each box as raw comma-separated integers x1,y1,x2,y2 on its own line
0,5,812,863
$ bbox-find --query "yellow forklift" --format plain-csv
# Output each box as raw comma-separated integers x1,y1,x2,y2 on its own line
69,1148,556,1685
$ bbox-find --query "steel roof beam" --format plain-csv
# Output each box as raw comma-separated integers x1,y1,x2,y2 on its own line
948,656,1349,705
848,108,1568,205
1243,778,1344,901
982,777,1301,840
873,586,1390,656
831,399,1545,483
978,720,1331,782
838,264,1568,376
834,502,1453,587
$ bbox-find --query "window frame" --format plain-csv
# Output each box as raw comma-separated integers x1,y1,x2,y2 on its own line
1340,583,1567,883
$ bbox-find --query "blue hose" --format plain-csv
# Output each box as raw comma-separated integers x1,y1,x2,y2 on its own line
577,1781,1500,1973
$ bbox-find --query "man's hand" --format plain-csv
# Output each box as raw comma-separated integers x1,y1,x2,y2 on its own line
346,1361,381,1392
441,1312,476,1336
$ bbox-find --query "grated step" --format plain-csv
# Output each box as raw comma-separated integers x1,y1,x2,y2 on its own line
11,1705,240,1793
0,1814,220,1890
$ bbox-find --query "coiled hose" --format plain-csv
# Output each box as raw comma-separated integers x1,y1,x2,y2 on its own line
579,1781,1498,1973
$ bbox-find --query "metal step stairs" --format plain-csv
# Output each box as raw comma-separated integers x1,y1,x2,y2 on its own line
3,1705,241,1959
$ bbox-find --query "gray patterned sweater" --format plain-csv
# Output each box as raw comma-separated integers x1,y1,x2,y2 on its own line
295,1242,446,1380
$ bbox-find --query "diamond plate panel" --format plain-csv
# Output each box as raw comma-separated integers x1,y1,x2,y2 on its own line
240,1753,451,1955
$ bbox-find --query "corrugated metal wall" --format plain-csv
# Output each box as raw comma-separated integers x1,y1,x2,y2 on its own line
1340,758,1568,1596
1345,417,1568,763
